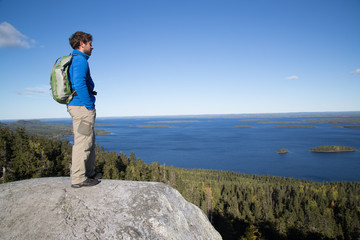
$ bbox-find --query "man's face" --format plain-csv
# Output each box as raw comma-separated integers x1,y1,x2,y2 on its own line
80,41,93,56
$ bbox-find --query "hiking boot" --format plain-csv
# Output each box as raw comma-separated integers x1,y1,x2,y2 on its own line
71,178,99,188
89,172,103,180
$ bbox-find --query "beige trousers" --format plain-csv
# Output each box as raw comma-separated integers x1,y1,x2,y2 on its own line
67,106,96,184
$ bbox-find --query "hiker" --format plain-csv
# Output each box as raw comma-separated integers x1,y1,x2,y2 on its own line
67,31,101,188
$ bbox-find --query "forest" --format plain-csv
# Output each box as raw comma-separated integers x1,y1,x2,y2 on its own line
0,124,359,240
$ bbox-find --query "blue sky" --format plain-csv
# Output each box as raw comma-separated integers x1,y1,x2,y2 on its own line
0,0,359,120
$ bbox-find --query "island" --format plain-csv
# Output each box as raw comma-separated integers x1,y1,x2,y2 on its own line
275,125,316,128
259,121,299,124
94,129,111,135
277,148,290,154
344,125,360,129
147,120,198,123
331,125,360,129
137,125,169,128
234,125,252,128
310,146,356,153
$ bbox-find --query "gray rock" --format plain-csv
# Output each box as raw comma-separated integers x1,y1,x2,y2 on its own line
0,177,222,240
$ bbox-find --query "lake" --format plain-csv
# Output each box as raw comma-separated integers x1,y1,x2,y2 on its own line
59,116,360,182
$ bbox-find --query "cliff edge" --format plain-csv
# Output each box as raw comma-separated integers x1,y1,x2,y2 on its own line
0,177,222,240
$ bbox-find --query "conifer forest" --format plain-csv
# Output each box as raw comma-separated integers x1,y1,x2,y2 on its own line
1,124,359,240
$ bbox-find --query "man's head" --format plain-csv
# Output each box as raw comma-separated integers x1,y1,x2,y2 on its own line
69,31,93,56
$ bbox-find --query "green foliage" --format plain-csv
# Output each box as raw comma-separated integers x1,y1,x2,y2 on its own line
1,123,360,240
0,124,71,182
241,225,264,240
174,169,360,240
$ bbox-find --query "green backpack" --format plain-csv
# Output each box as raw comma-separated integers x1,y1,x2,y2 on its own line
50,54,77,104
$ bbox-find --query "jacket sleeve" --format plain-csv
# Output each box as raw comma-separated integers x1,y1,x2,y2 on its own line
72,57,95,110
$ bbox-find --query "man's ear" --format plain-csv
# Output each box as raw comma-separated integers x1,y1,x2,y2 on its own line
79,41,85,48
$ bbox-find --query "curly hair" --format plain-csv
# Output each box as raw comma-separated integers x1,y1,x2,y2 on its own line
69,31,93,49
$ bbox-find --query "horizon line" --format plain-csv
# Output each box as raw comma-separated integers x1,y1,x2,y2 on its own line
1,110,360,122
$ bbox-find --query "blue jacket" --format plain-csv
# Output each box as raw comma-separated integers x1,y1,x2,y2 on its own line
68,49,96,110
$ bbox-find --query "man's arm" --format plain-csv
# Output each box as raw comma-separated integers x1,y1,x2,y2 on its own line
72,57,95,111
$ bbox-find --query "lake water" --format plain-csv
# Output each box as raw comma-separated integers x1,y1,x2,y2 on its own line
57,117,360,182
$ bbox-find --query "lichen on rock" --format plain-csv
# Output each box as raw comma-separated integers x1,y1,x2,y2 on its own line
0,177,222,240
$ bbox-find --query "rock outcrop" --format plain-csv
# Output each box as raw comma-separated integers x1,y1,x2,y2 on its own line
0,177,222,240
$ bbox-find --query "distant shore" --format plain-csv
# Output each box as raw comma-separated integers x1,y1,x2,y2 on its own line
2,111,360,122
1,120,110,137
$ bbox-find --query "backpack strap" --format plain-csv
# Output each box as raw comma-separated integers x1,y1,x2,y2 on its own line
69,53,78,95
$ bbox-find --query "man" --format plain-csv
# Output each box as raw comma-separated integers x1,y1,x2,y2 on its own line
67,31,101,188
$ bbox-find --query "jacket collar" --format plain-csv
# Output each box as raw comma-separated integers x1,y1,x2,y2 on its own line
72,49,90,60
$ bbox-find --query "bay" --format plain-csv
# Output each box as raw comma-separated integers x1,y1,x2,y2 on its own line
59,116,360,182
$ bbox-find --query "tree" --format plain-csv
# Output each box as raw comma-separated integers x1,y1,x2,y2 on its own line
241,225,264,240
102,152,120,179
